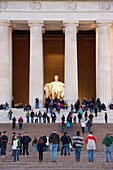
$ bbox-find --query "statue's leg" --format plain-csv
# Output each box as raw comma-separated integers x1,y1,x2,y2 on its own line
57,92,60,99
51,91,55,99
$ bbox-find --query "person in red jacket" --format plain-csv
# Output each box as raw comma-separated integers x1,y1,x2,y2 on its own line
85,131,97,163
18,117,23,130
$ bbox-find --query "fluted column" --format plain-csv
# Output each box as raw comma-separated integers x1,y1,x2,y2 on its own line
110,25,113,101
96,28,98,99
97,21,112,105
0,21,11,105
9,26,13,106
28,21,44,108
63,21,78,107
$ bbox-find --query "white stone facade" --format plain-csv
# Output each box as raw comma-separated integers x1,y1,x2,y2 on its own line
0,0,113,107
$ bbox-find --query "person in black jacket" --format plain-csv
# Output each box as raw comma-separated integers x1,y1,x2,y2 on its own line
49,130,60,162
2,131,8,157
23,132,31,155
37,137,45,162
61,132,69,156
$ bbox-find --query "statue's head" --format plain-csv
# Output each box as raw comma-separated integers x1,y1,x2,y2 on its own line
54,75,59,81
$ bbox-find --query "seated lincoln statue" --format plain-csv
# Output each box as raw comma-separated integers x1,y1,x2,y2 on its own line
44,75,65,99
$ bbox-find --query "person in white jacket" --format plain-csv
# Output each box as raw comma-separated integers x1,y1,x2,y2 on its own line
12,135,20,162
85,131,97,163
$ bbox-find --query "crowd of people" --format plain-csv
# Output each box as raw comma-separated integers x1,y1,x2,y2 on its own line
0,96,113,164
0,129,113,163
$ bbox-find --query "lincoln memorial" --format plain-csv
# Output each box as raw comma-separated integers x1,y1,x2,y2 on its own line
0,0,113,107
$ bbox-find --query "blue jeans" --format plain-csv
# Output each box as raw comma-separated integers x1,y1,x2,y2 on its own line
51,144,58,161
88,126,91,133
39,117,42,123
13,149,20,162
67,126,70,132
61,126,64,133
87,150,95,162
67,144,70,155
35,103,39,109
104,146,113,162
2,144,7,155
61,145,67,156
75,147,81,162
33,143,37,152
26,116,29,123
19,122,22,130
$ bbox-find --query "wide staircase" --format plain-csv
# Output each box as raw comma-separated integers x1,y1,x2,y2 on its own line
0,123,113,170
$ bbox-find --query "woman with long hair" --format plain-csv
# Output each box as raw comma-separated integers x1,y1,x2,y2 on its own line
37,136,45,162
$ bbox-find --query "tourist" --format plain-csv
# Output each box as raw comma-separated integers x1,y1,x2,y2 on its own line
102,133,113,163
12,117,16,129
77,112,82,123
66,132,72,156
43,112,47,123
35,97,39,109
61,114,65,122
12,135,20,162
61,121,65,133
85,131,97,163
87,119,92,133
37,136,46,162
35,112,38,123
104,112,108,123
47,114,50,123
66,121,71,132
8,109,13,120
18,116,23,130
49,130,60,162
46,136,49,151
17,133,23,155
88,113,94,122
73,113,76,124
42,135,47,151
23,132,31,156
32,137,38,152
51,111,57,123
2,131,8,157
26,111,30,123
11,132,16,156
94,106,98,117
38,111,42,123
81,119,86,134
60,132,69,156
57,102,61,113
84,111,88,121
30,110,35,123
72,130,83,162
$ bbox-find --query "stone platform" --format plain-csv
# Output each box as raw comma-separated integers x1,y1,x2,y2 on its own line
0,108,113,123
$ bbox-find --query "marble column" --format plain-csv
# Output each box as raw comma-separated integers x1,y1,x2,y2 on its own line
0,21,11,105
110,25,113,101
63,21,78,107
28,21,44,108
97,21,112,105
9,26,13,107
96,28,98,99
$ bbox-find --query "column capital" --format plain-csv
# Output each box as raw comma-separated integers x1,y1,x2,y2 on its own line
28,20,44,28
63,21,79,28
9,26,13,31
96,21,112,27
0,20,10,26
